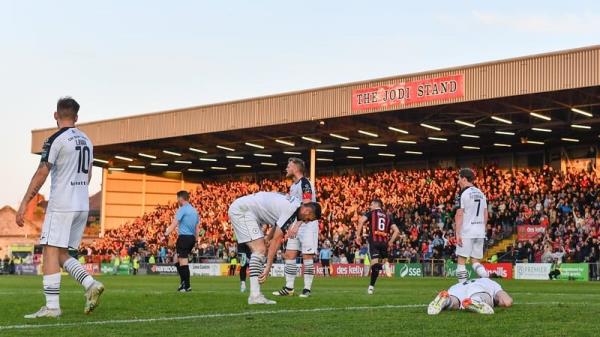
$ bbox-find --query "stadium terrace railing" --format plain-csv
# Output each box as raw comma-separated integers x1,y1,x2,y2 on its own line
422,259,447,277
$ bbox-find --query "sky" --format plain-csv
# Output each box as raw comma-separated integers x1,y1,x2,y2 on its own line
0,0,599,208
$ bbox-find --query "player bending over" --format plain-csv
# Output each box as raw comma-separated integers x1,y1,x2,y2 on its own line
355,199,400,295
228,192,321,304
273,157,319,298
427,278,513,315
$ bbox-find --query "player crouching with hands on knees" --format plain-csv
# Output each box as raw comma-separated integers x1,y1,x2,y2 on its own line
227,191,321,305
259,204,322,290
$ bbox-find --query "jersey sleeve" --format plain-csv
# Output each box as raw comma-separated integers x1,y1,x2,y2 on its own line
491,280,502,296
460,189,469,210
276,211,298,231
89,143,94,167
300,178,313,201
40,137,62,165
363,210,372,220
176,208,184,222
276,199,300,230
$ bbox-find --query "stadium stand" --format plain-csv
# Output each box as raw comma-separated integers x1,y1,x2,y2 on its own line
83,165,599,271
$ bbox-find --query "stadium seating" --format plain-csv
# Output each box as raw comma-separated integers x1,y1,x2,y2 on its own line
84,165,599,266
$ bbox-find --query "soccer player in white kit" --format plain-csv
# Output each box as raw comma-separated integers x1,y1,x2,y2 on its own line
273,158,319,298
16,97,104,318
427,278,513,315
454,168,489,283
227,192,321,305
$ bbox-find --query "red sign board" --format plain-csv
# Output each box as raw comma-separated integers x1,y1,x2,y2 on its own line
83,263,101,275
517,225,546,241
331,264,365,277
482,263,513,279
351,74,464,111
311,263,394,277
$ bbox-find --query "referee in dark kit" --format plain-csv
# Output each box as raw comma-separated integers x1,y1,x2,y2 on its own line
164,190,200,292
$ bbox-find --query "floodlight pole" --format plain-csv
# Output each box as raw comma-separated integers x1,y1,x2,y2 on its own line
100,168,107,238
310,147,316,184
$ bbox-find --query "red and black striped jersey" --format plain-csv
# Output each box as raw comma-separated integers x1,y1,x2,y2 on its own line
364,209,394,242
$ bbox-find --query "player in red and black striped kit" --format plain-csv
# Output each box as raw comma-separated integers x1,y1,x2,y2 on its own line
355,199,400,295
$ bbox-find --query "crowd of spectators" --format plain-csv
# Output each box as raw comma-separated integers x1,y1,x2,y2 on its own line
496,166,600,278
82,165,599,273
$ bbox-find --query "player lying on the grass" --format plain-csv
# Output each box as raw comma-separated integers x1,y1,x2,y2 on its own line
427,278,513,315
16,97,104,318
355,199,400,295
228,192,321,304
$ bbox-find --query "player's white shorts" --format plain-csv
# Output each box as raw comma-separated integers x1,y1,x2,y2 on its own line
448,283,467,308
466,283,494,307
228,201,263,244
449,278,502,308
456,238,484,259
286,220,318,255
40,211,88,249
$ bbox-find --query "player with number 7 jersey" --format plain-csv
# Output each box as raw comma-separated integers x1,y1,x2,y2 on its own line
454,168,489,284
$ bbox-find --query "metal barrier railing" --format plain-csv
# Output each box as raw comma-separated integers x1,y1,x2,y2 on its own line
422,259,446,277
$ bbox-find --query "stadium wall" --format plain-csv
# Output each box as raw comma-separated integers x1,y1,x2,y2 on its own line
101,169,201,233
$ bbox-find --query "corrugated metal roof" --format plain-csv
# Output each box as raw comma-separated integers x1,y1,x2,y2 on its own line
31,45,600,152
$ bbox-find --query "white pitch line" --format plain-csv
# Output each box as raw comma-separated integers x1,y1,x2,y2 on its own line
511,292,600,297
0,302,591,331
0,304,423,331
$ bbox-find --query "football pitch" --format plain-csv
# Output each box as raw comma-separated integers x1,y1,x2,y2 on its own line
0,276,598,337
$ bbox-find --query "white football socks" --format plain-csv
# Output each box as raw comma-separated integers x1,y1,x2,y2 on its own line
43,273,61,309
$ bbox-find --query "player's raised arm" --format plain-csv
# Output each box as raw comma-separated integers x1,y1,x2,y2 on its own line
16,161,52,227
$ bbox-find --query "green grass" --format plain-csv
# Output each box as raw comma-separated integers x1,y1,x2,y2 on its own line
0,275,598,337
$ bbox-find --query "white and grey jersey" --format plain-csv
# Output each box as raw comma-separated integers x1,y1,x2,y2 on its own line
289,177,316,202
448,278,503,305
41,127,93,212
233,192,301,230
457,186,487,238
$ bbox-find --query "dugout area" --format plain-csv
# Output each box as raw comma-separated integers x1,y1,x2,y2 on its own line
30,45,600,233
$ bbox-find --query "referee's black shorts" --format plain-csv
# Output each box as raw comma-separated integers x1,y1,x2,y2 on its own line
176,235,196,258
